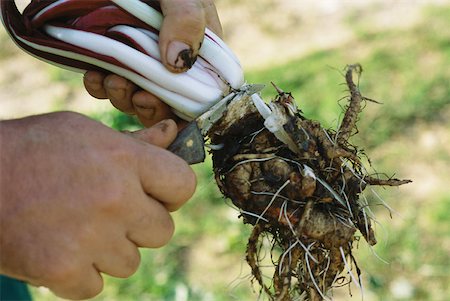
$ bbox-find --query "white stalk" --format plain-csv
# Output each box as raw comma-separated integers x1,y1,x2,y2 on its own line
198,36,244,89
108,25,160,59
108,25,221,89
134,27,230,91
205,28,240,65
111,0,162,29
10,27,204,120
3,0,245,120
136,28,159,41
44,25,223,104
252,93,294,149
31,0,68,23
251,93,271,119
112,0,244,89
195,56,229,90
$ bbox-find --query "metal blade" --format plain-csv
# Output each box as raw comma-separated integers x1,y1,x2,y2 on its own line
197,84,265,135
167,84,265,164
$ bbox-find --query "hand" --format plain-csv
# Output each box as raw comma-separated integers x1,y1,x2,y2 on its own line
83,0,223,127
0,112,196,299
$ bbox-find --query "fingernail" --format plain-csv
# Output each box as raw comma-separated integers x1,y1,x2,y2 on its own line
166,41,196,71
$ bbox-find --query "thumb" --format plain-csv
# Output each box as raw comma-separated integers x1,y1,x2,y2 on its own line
159,0,205,73
129,119,178,148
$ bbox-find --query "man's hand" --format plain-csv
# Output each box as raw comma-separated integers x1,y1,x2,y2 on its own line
0,112,196,299
83,0,223,127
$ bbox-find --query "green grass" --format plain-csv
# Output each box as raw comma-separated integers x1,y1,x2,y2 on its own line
245,5,450,149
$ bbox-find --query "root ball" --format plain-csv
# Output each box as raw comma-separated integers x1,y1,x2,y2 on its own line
209,65,411,300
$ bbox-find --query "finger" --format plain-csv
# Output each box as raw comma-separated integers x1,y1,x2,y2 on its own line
132,90,178,127
104,74,137,114
126,195,175,247
83,71,108,99
159,0,205,73
93,237,141,278
48,264,103,300
201,0,223,37
137,144,196,210
130,119,178,148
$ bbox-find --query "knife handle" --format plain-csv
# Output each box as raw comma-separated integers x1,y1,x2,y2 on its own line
167,122,206,165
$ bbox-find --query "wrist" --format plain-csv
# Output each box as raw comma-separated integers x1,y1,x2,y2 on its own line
0,119,21,202
0,119,20,275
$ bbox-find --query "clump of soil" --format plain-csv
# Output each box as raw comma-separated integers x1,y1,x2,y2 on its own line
208,65,411,300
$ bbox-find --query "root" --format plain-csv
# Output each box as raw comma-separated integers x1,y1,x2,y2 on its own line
210,64,411,300
247,224,272,297
364,176,412,186
338,64,364,144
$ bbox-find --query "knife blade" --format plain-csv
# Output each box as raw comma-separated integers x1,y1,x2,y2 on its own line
167,84,265,164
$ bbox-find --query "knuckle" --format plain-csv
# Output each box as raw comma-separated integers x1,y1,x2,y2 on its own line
96,183,128,213
186,8,205,28
45,261,78,284
167,1,205,30
47,263,103,299
86,169,129,212
110,99,129,112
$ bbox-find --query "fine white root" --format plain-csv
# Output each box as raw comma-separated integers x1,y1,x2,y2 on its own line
370,188,398,217
241,210,270,223
250,191,304,205
205,143,225,151
278,201,288,222
308,165,350,211
305,250,330,301
256,180,290,225
283,208,319,264
227,157,277,173
339,246,361,291
278,241,299,276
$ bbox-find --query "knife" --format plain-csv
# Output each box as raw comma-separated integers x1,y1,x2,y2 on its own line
167,84,265,164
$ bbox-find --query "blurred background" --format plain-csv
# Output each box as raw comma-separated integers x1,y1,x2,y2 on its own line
1,0,449,300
